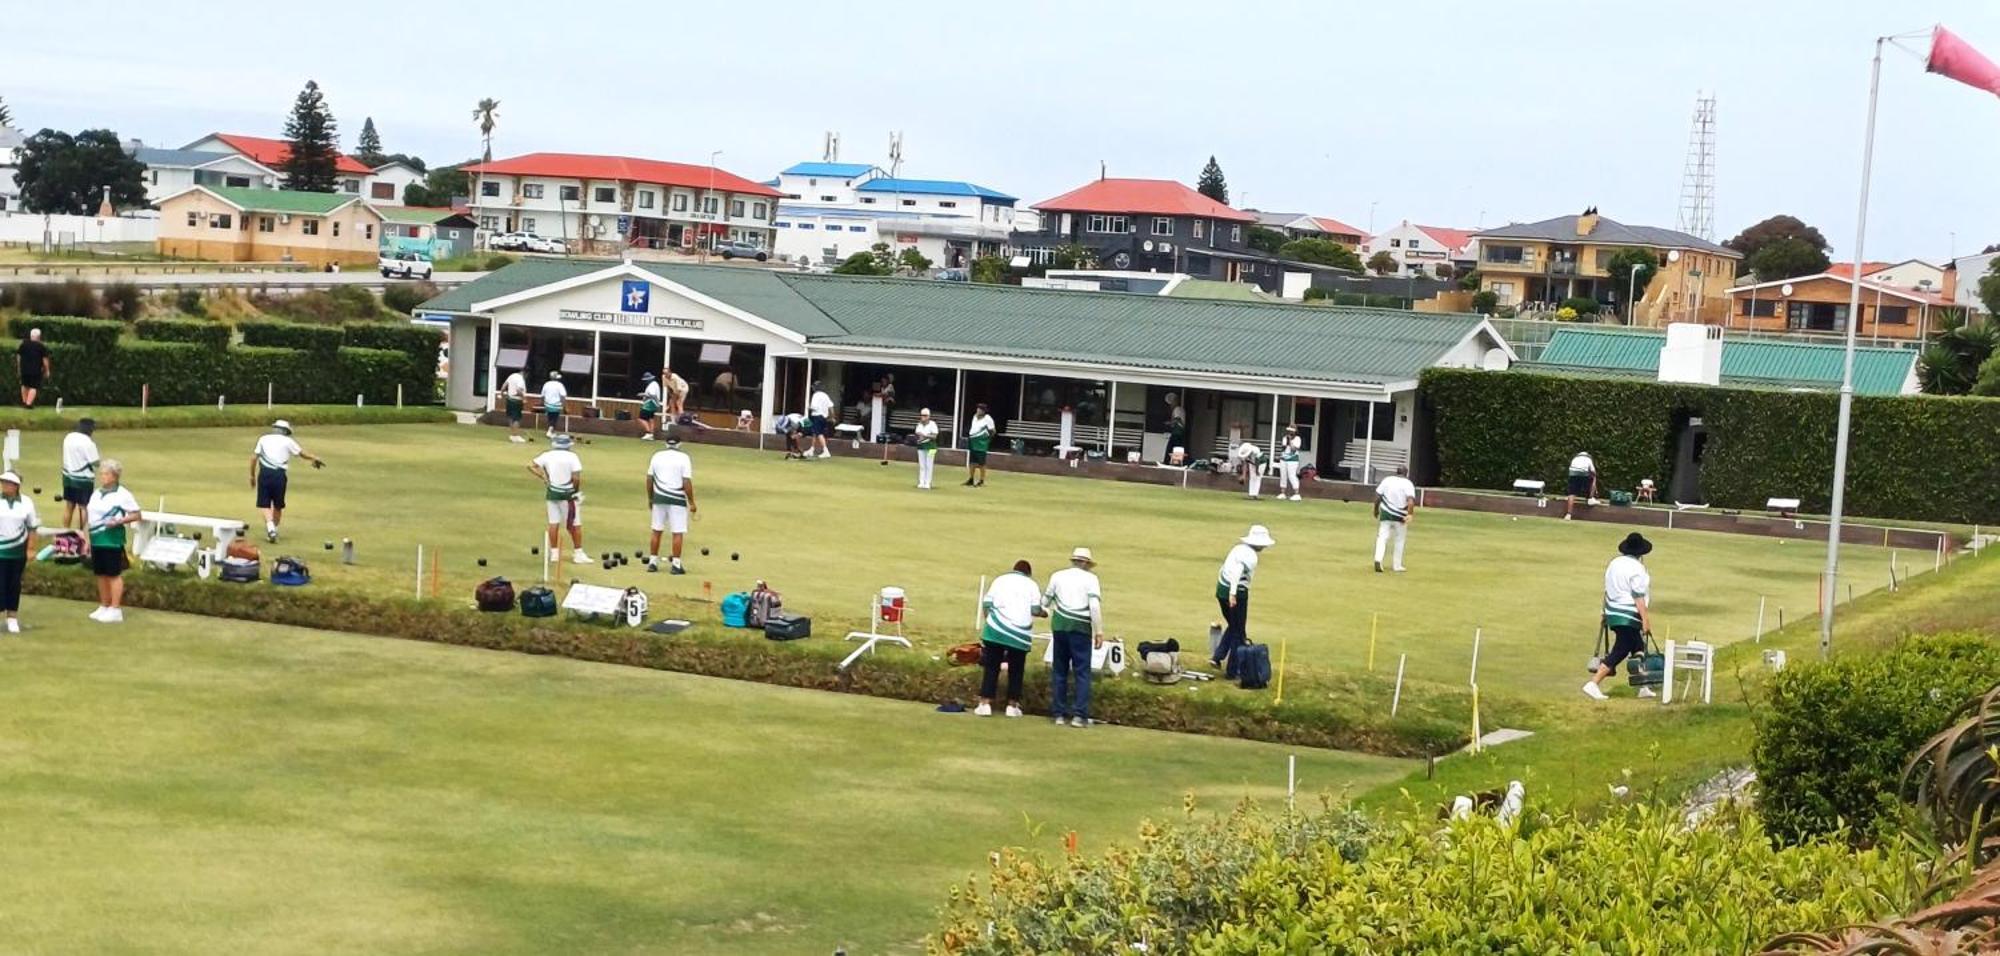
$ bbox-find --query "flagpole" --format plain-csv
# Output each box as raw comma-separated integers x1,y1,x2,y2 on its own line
1821,36,1886,659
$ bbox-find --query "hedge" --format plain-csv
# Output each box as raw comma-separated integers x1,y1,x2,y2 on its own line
239,320,344,354
0,338,421,408
5,315,122,353
1420,368,2000,523
340,322,443,403
0,404,451,432
134,318,231,349
16,567,1465,757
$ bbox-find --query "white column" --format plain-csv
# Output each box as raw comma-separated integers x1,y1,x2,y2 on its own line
1268,393,1281,461
951,367,964,450
1105,380,1118,453
870,394,885,441
1362,399,1376,483
1016,376,1026,420
590,330,602,405
757,349,776,430
484,319,502,413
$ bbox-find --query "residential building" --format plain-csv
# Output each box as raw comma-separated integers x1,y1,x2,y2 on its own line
1014,178,1279,288
154,186,385,267
131,146,281,205
1473,209,1742,324
1534,326,1919,395
419,257,1515,481
1360,222,1477,278
1023,269,1280,301
1947,250,1997,315
1248,211,1365,247
366,161,424,203
1846,258,1944,294
465,152,781,255
1725,272,1952,342
376,206,479,261
183,133,377,195
0,125,22,211
767,162,1018,268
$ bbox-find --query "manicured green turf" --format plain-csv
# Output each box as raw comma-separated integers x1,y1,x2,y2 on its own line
0,599,1405,954
22,422,1890,708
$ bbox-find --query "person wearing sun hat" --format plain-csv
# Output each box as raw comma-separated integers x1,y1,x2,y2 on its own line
0,470,39,633
540,370,569,438
912,407,940,490
1277,425,1304,501
1212,524,1275,673
1044,546,1104,727
529,433,592,565
1585,532,1655,701
249,419,323,544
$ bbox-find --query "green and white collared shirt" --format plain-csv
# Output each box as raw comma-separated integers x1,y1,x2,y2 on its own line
532,449,583,501
86,485,140,550
1216,543,1259,600
646,448,693,506
981,570,1042,651
254,433,303,472
62,432,99,485
1603,554,1650,628
1043,566,1102,634
0,494,39,559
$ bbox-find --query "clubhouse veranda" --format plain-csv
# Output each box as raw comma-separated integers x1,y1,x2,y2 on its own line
418,257,1515,478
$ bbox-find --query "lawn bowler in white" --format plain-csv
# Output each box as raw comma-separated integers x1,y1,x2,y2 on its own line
644,433,697,574
963,404,996,486
1277,425,1303,501
1566,450,1597,519
807,382,835,459
540,371,569,438
249,420,324,543
913,408,940,489
500,368,529,443
1043,547,1104,727
0,470,40,633
60,417,100,530
976,558,1045,718
1373,465,1417,573
1233,439,1267,499
1586,532,1655,701
637,372,663,440
84,460,141,624
1211,525,1274,673
529,434,592,564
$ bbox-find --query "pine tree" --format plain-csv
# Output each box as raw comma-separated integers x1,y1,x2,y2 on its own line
1196,156,1228,204
356,116,384,166
280,81,341,192
0,96,13,128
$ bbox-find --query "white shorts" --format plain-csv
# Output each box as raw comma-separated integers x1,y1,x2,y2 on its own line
650,503,689,534
545,498,580,526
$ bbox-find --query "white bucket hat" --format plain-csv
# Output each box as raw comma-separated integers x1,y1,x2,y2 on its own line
272,419,293,434
1069,546,1095,566
0,471,19,486
1240,525,1276,548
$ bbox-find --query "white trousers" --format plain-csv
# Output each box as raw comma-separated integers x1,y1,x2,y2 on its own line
917,449,936,488
1374,519,1408,568
1246,467,1264,498
1279,460,1300,495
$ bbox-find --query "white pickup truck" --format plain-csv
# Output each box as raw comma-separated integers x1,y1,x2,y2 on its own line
379,251,435,280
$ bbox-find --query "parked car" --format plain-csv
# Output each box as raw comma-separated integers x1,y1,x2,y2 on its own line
487,232,533,251
935,268,969,282
379,251,434,280
525,235,570,254
715,241,768,262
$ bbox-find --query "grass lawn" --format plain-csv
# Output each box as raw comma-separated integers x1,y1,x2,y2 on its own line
22,422,1893,711
0,599,1406,954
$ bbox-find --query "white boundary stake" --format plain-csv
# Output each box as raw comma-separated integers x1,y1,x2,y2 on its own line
414,544,424,599
1936,536,1944,572
1754,595,1767,643
1468,627,1482,687
267,381,274,408
1391,654,1407,717
1286,754,1297,811
217,394,226,410
355,393,364,408
973,575,987,629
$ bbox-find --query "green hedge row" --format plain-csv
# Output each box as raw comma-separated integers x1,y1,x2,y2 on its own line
134,318,231,349
17,567,1465,758
239,320,344,354
5,315,122,353
238,320,440,403
0,338,419,406
1420,368,2000,523
0,404,452,432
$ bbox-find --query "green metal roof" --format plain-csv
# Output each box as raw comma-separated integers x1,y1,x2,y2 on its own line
417,257,611,313
1536,327,1915,395
198,185,358,216
1166,279,1281,302
774,274,1487,386
372,205,460,226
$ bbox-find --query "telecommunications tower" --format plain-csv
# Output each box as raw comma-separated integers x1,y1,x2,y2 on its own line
1676,93,1717,241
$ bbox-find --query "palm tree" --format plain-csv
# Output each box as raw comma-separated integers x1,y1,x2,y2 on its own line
471,98,499,162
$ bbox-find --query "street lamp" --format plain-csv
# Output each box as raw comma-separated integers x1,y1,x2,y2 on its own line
698,149,723,263
1626,262,1652,326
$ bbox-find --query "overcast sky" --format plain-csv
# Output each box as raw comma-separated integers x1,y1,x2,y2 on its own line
4,1,1996,261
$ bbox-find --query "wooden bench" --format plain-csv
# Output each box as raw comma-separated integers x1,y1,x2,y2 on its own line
1336,440,1410,480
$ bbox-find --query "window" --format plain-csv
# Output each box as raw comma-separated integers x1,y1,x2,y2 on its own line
901,199,916,207
364,223,374,240
302,219,320,236
480,181,501,197
593,187,615,204
208,213,232,229
703,197,719,215
370,182,394,200
859,196,877,204
558,185,579,202
819,194,837,202
478,215,499,230
150,170,159,185
672,193,689,212
638,190,655,209
939,200,957,209
1484,244,1526,264
730,200,745,218
849,225,866,232
522,183,545,199
1740,298,1776,317
1152,217,1173,236
332,221,340,237
341,180,359,193
226,175,251,189
186,211,200,227
1877,304,1910,325
1352,402,1397,440
258,216,274,233
1787,301,1847,333
1086,214,1128,234
798,223,815,230
1230,224,1241,243
522,217,537,232
752,202,766,219
1191,219,1205,239
1389,238,1402,247
776,221,791,228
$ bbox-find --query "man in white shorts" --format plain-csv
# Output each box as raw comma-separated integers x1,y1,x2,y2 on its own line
1373,465,1417,573
500,367,529,443
645,433,697,574
528,434,592,564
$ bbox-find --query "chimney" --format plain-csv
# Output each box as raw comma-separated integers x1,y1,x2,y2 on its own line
1576,206,1600,237
1941,262,1958,303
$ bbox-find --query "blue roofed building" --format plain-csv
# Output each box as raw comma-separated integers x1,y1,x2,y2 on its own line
129,144,281,206
770,160,1017,270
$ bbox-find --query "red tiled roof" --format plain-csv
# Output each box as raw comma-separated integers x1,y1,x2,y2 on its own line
1414,224,1477,254
212,133,373,175
1033,178,1255,222
1311,216,1365,238
1827,261,1892,278
464,153,782,197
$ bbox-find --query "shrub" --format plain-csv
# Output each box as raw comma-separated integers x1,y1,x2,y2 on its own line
1560,295,1602,315
1470,289,1499,314
1363,293,1407,309
0,280,97,318
1330,291,1366,306
134,318,230,349
99,282,142,322
380,281,439,315
334,347,421,404
1301,286,1328,302
0,404,450,432
339,323,443,402
250,286,384,324
0,336,434,408
240,320,343,354
1420,368,2000,523
933,805,1926,955
1754,633,2000,845
174,288,206,317
1554,305,1580,321
4,315,123,352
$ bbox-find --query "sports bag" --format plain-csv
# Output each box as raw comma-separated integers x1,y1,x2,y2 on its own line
720,591,752,628
1142,651,1182,685
747,586,782,628
47,531,84,564
219,557,260,583
1236,643,1272,690
948,642,982,666
764,613,812,641
519,585,557,618
271,556,311,586
476,577,516,612
226,539,262,562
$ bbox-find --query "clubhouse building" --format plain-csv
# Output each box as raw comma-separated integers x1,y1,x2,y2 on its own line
417,258,1515,480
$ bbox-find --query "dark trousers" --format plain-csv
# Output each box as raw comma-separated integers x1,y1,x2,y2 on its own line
1603,624,1645,670
980,643,1027,702
0,556,21,612
1050,629,1093,719
1214,590,1250,674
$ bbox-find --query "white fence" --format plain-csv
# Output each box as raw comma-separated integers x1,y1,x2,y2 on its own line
0,210,158,246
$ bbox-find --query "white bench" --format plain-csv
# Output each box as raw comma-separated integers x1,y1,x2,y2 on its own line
1337,440,1409,481
1767,497,1802,515
1512,479,1547,495
132,511,248,576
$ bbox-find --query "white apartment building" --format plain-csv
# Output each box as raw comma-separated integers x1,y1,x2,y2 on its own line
131,145,281,205
768,161,1016,268
0,126,22,211
1360,221,1478,277
1950,251,1997,315
467,152,780,255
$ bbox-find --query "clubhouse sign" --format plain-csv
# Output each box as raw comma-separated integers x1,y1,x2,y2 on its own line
555,279,705,330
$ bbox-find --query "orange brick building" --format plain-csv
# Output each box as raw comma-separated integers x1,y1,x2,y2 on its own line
1725,272,1953,342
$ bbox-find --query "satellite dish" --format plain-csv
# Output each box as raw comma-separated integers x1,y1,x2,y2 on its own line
1780,283,1794,297
1480,348,1511,371
1142,240,1155,252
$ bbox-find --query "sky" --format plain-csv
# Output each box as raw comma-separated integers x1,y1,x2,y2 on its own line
4,1,1997,262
